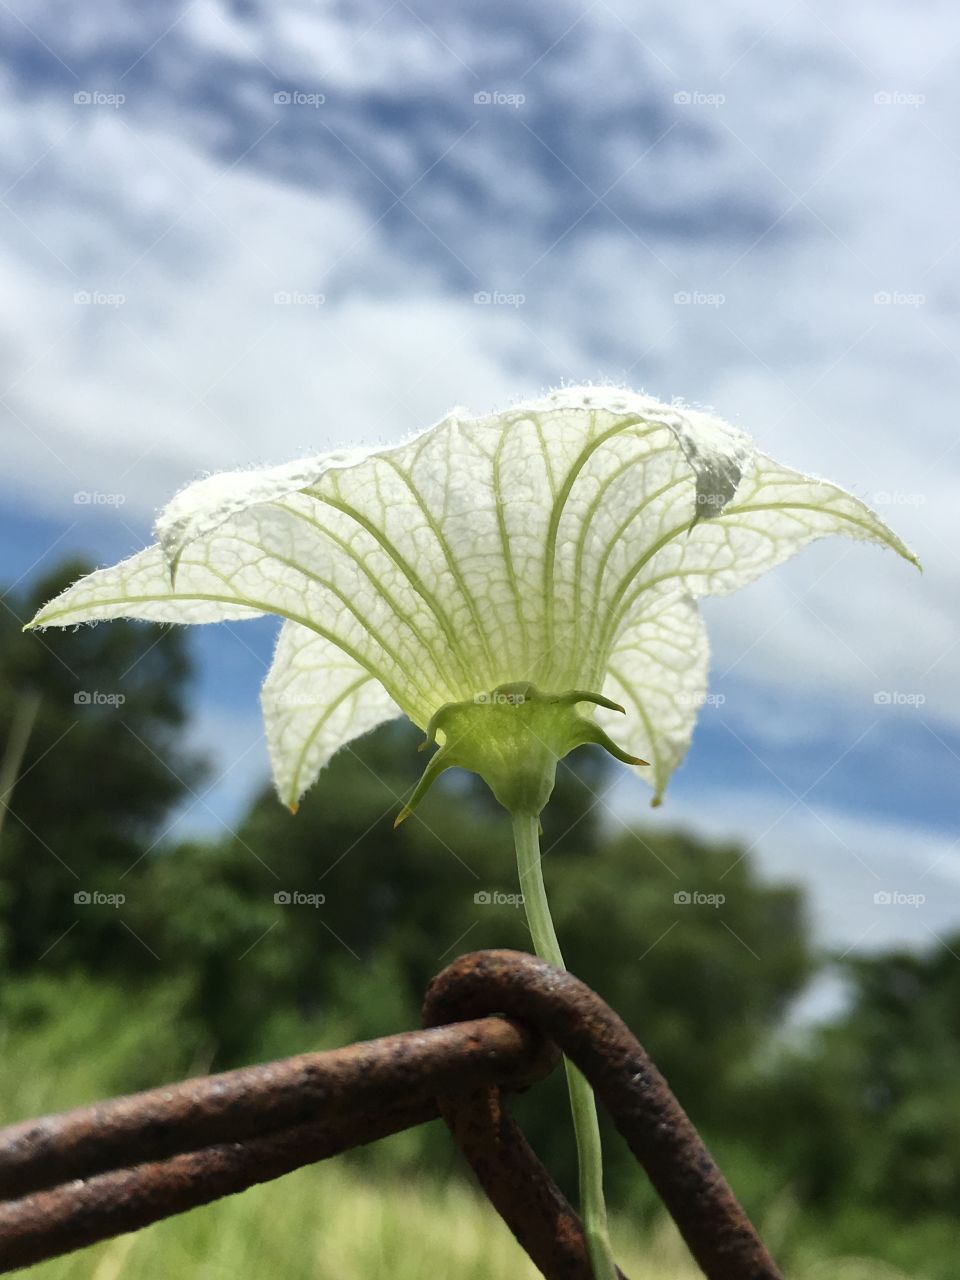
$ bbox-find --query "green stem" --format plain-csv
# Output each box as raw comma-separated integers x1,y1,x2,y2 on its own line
511,812,618,1280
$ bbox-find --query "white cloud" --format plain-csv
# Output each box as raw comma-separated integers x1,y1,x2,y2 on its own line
1,0,957,955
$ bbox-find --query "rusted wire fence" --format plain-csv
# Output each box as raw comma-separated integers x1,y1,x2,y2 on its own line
0,949,783,1279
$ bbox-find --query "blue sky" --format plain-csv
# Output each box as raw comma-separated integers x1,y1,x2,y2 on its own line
1,0,958,966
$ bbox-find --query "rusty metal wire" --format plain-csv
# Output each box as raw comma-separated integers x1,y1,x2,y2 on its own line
0,950,783,1280
425,949,783,1280
0,1016,553,1272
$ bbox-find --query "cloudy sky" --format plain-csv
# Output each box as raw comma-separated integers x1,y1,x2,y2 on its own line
1,0,958,969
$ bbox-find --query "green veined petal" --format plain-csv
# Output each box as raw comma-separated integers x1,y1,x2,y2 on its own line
261,621,402,810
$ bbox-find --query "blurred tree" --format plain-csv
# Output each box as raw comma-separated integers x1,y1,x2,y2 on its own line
0,558,207,972
745,938,960,1217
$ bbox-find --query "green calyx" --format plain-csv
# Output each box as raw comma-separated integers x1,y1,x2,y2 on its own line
394,682,648,825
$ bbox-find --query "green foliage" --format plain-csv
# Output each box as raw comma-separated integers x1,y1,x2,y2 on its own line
0,560,206,972
13,1172,919,1280
0,970,202,1115
743,940,960,1225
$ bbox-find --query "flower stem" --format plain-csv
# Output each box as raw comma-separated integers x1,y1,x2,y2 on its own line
511,812,618,1280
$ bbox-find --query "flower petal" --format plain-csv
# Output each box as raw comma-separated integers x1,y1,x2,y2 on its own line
26,498,452,728
26,385,918,817
154,450,369,566
594,591,709,804
303,399,708,700
593,448,919,667
261,621,401,809
26,545,265,626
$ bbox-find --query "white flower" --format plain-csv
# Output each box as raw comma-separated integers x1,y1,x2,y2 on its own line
27,386,918,813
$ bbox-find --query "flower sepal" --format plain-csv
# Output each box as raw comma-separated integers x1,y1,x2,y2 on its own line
394,682,648,825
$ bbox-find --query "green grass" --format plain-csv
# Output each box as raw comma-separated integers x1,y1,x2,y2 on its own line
20,1161,916,1280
